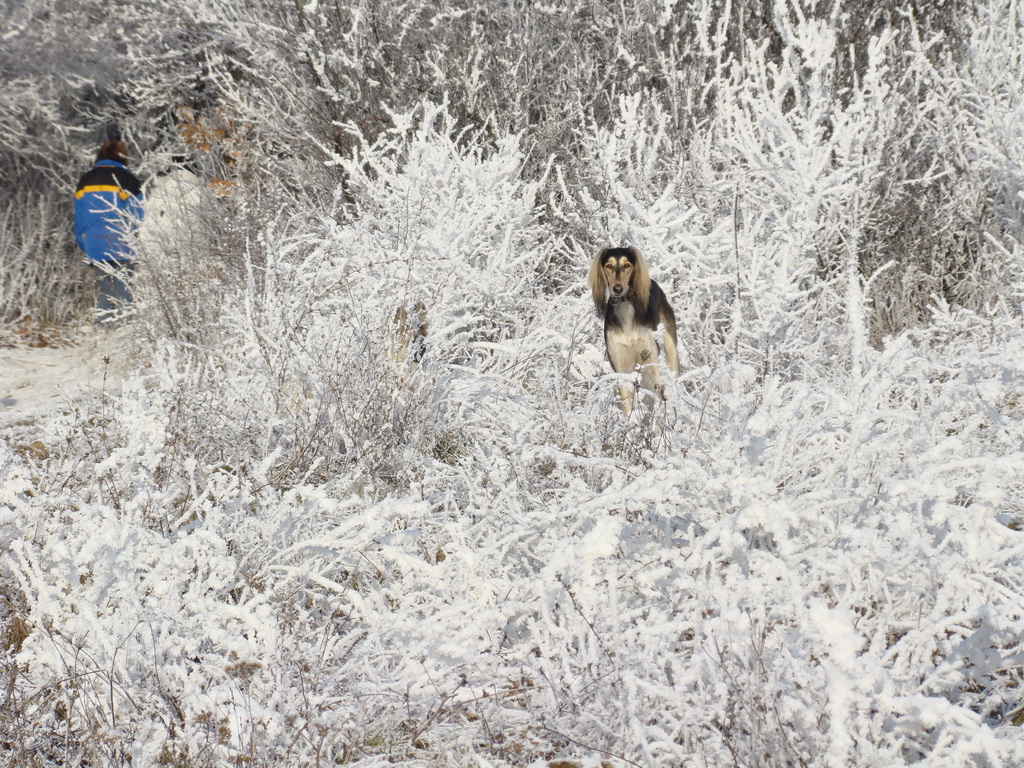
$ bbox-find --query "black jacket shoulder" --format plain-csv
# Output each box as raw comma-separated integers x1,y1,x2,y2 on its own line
76,164,142,197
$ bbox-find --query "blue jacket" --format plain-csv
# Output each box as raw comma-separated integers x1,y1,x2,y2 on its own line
74,160,144,264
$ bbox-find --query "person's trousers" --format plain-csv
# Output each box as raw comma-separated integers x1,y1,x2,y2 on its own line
92,261,135,325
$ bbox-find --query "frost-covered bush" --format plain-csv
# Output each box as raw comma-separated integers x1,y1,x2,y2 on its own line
0,190,90,333
4,1,1024,766
8,304,1024,766
6,95,1024,767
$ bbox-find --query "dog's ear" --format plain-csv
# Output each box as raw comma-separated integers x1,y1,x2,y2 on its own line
589,249,609,314
627,246,651,308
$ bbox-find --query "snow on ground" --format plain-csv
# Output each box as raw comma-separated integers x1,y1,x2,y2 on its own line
0,332,131,444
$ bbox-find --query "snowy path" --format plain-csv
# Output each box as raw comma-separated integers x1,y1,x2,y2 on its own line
0,335,128,443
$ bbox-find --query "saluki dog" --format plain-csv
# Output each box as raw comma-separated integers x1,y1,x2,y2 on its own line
589,246,679,413
387,300,428,373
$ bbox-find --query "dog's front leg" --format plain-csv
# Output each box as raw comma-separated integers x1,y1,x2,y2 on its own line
617,383,634,415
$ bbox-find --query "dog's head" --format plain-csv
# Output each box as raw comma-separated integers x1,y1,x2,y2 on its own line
588,246,650,313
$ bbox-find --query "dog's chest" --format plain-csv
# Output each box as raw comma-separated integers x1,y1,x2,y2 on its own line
607,301,643,340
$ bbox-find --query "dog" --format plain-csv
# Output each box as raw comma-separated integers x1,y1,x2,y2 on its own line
588,246,679,413
387,300,428,375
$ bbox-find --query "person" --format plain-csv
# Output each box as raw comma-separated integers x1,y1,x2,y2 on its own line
73,139,144,325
